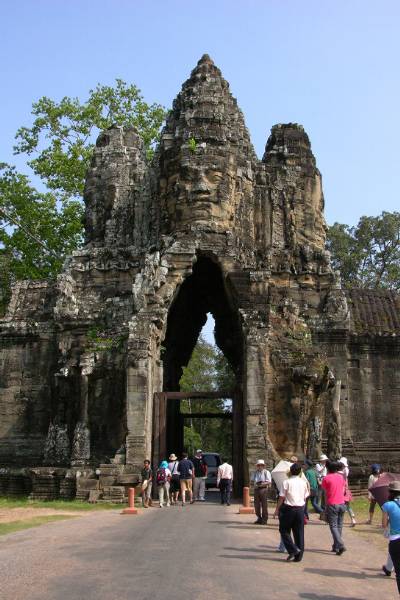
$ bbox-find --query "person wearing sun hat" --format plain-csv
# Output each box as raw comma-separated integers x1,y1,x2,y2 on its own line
382,480,400,594
251,459,271,525
168,453,180,505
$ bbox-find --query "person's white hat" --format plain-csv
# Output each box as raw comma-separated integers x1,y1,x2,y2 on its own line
256,459,265,465
319,454,328,461
339,457,348,467
196,449,203,454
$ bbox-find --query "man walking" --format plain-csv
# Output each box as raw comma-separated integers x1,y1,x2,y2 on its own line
321,460,347,555
251,459,271,524
192,449,208,502
178,452,194,506
217,457,233,506
274,462,309,562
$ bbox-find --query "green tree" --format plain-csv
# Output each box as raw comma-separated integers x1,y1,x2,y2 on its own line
0,164,83,313
327,211,400,290
14,79,165,198
0,81,165,312
179,336,235,459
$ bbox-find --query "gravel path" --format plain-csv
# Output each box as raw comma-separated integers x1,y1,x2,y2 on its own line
0,494,394,600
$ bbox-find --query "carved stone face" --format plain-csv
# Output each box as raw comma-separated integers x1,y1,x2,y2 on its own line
160,149,237,232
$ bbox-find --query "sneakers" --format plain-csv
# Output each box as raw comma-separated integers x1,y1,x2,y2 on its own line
336,547,346,556
382,565,392,576
166,502,171,506
159,503,163,508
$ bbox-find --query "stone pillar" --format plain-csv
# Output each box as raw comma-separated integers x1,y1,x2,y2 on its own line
243,332,278,484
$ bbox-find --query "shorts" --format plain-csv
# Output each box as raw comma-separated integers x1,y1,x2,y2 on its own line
180,479,192,491
170,476,180,493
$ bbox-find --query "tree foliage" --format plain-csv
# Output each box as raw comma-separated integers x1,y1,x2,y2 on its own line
14,79,166,198
327,211,400,290
179,336,235,459
0,164,83,313
0,81,165,312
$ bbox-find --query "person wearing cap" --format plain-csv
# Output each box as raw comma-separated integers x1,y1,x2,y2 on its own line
382,480,400,594
178,452,195,506
367,464,381,525
168,453,180,505
192,449,208,502
251,459,272,525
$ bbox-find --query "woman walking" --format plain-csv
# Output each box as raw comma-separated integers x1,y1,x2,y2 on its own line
168,453,180,505
156,460,171,507
382,481,400,595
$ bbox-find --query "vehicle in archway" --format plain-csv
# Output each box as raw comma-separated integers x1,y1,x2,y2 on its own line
203,452,222,489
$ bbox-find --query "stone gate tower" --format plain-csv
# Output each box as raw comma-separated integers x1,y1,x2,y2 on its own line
1,55,399,498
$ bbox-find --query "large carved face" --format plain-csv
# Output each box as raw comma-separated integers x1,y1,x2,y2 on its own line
160,147,238,232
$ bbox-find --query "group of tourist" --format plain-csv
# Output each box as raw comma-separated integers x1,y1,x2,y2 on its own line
140,450,234,507
139,452,400,594
253,454,399,595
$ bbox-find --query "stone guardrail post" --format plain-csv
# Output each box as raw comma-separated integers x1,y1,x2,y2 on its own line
238,486,255,514
121,487,139,515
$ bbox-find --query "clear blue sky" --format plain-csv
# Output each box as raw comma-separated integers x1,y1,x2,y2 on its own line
2,0,399,228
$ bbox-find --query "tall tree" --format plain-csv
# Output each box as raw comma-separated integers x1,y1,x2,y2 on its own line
327,211,400,290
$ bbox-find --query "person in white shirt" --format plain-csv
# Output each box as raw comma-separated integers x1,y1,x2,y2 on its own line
273,462,309,562
251,459,271,525
316,454,328,508
217,458,233,506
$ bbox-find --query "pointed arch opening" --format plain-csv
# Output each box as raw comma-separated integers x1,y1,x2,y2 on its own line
154,253,244,490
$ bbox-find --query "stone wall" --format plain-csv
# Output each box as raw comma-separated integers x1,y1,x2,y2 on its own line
1,55,399,492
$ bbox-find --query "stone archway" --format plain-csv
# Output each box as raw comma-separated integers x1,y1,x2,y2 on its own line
159,254,245,489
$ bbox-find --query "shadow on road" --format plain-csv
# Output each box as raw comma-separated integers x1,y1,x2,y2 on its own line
299,594,365,600
304,567,382,580
218,553,283,562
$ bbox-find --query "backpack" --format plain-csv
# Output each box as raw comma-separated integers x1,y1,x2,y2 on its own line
156,468,167,485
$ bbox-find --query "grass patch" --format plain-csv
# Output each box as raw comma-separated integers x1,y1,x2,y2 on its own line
0,515,77,537
0,497,122,511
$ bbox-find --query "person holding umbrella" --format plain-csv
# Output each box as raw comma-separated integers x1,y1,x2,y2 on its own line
382,481,400,595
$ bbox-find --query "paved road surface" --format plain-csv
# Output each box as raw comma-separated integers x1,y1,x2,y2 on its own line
0,494,394,600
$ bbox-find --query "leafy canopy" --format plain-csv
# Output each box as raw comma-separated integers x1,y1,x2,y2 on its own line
327,211,400,290
14,79,166,198
0,80,165,313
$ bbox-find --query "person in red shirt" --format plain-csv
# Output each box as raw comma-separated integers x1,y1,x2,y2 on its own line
321,460,346,555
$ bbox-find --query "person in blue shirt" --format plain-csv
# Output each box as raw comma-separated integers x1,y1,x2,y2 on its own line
382,480,400,595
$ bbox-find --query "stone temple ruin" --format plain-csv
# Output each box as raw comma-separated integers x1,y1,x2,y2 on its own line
1,55,399,501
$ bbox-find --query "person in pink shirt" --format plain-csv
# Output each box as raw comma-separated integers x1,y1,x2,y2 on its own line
321,460,346,555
